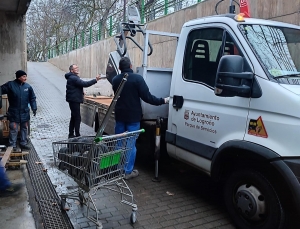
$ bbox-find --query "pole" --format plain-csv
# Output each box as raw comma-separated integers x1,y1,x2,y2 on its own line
123,0,126,22
94,73,129,141
229,0,235,13
152,117,162,182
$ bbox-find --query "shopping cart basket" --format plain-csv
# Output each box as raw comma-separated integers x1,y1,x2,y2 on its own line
52,129,144,229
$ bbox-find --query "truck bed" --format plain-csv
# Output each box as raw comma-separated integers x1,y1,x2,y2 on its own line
81,95,115,134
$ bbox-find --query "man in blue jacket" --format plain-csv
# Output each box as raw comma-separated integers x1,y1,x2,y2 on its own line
112,57,169,180
65,64,101,138
1,70,37,151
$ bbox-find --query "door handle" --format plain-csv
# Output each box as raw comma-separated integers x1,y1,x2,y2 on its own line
173,95,184,110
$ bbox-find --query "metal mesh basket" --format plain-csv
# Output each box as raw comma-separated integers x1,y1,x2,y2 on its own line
52,130,143,190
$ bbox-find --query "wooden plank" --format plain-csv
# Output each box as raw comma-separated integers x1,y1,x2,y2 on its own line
6,160,27,166
84,96,112,106
0,146,13,166
0,152,29,157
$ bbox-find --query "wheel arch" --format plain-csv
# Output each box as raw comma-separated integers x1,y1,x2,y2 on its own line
211,140,300,219
211,140,280,182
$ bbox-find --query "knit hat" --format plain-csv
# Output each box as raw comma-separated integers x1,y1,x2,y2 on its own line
15,70,27,78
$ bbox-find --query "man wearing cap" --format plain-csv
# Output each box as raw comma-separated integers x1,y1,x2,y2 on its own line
112,57,169,180
1,70,37,151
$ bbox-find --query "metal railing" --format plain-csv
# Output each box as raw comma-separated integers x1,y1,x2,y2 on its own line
47,0,205,58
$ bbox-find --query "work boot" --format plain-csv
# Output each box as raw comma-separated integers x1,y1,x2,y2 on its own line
0,183,24,197
20,144,31,150
124,169,139,180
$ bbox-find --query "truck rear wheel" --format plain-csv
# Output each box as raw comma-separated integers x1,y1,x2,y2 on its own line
224,169,285,229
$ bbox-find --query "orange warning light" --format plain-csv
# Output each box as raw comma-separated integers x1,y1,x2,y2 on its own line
234,13,245,22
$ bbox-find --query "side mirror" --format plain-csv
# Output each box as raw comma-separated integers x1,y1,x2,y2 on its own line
215,55,254,97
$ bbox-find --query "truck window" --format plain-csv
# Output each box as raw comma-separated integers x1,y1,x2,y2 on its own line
183,28,243,87
183,28,223,87
240,24,300,83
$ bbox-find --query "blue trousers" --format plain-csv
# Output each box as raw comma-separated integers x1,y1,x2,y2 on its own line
9,121,28,147
115,121,140,174
0,164,10,191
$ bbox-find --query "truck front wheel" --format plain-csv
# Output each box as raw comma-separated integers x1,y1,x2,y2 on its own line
224,169,286,229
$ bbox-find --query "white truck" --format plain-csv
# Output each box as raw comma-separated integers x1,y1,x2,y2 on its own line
81,6,300,229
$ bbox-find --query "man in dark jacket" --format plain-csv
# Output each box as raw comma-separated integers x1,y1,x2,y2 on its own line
112,57,169,180
65,64,101,138
1,70,37,151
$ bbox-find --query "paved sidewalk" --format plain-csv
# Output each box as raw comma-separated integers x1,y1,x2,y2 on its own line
0,168,36,229
27,61,235,229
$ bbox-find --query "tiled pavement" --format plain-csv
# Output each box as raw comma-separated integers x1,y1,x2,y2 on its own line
27,62,235,229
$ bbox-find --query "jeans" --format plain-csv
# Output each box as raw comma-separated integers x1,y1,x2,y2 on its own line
115,121,140,174
68,102,81,136
9,122,28,147
0,164,10,190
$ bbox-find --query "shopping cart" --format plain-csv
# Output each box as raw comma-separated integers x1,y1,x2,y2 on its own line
52,129,144,229
53,73,144,228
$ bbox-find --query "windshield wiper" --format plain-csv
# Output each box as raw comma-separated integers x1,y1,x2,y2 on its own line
274,74,300,79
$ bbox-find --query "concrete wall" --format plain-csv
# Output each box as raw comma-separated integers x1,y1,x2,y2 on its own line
49,0,300,81
0,12,27,84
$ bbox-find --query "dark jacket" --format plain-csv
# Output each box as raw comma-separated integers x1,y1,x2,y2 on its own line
1,79,37,123
65,72,97,103
112,68,164,123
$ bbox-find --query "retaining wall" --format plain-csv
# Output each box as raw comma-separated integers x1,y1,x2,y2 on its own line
48,0,300,95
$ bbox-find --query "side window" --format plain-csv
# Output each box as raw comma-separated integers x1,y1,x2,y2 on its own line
183,28,243,87
218,32,243,62
183,28,223,87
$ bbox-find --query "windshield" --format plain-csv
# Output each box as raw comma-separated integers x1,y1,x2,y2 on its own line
239,24,300,82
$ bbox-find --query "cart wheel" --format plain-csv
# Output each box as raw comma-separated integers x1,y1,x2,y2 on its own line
60,198,66,211
79,192,86,204
85,175,91,187
130,211,137,224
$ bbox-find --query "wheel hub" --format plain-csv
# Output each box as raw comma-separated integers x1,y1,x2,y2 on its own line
235,184,266,221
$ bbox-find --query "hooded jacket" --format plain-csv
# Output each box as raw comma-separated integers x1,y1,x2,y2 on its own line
112,68,164,123
1,79,37,123
65,72,97,103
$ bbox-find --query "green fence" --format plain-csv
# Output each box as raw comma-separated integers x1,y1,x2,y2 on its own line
48,0,205,58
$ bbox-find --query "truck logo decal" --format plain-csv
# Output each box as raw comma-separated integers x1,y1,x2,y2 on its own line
248,116,268,138
184,110,189,120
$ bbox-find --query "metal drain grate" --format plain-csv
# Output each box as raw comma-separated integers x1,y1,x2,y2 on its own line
25,140,73,229
39,200,72,229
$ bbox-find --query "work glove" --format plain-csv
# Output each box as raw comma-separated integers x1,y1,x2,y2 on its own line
164,97,170,104
33,109,37,116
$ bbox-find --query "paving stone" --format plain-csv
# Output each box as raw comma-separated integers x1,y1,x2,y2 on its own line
79,222,89,228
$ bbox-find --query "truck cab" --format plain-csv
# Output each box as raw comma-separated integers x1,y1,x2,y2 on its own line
166,14,300,228
84,9,300,228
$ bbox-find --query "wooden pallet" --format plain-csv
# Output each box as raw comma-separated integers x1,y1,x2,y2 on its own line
0,146,28,167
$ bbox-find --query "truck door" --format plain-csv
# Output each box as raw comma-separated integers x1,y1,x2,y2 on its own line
169,26,251,172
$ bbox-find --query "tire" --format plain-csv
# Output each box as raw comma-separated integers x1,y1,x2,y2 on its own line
79,192,86,204
130,211,137,224
224,169,286,229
